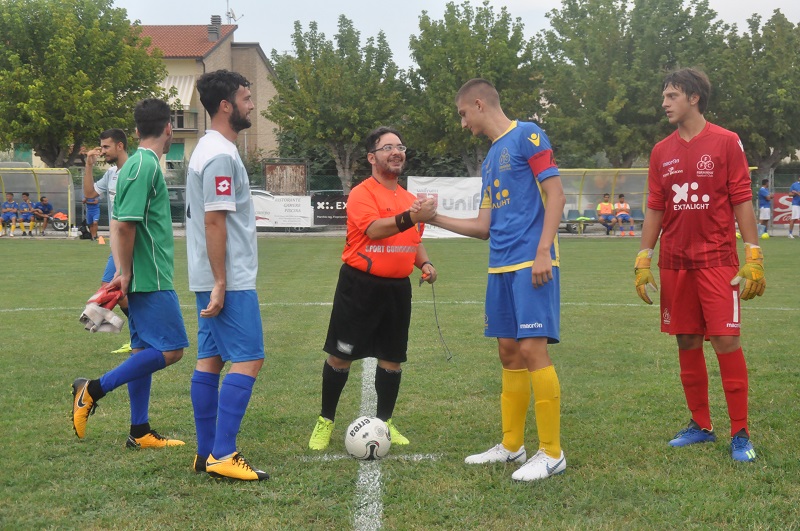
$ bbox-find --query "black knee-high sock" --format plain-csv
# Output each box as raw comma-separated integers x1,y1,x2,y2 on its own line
320,361,349,421
375,366,402,421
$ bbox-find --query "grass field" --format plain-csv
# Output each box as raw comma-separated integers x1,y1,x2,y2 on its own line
1,234,799,529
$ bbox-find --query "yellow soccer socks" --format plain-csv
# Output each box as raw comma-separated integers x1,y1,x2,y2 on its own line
501,368,531,452
531,365,561,459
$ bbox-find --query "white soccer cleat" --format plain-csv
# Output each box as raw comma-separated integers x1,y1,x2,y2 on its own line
511,449,566,482
464,443,526,465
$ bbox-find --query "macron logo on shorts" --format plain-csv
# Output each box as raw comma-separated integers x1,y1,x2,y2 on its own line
215,176,232,196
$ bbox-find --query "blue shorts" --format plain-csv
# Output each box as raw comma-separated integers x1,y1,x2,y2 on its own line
485,267,560,343
196,290,265,363
127,290,189,352
599,214,615,223
2,213,16,222
20,213,33,222
101,253,116,283
617,213,632,223
86,205,100,225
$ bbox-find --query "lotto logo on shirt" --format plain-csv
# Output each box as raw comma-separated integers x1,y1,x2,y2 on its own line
696,155,715,178
215,176,232,195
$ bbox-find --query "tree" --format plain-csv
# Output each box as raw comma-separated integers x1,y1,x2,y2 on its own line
0,0,167,167
534,0,729,167
407,1,539,176
265,16,406,193
713,12,800,177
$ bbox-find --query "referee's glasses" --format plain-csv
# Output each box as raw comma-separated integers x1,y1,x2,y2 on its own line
370,144,407,153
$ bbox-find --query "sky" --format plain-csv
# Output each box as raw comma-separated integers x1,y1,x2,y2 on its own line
113,0,800,69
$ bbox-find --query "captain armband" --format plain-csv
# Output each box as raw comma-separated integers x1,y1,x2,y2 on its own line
395,210,414,232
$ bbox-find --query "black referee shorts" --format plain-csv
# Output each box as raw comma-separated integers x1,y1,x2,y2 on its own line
323,264,412,363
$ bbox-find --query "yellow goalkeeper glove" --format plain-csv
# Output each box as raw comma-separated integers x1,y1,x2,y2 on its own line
634,249,658,305
730,243,766,300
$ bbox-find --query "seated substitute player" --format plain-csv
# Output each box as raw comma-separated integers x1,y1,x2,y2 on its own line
596,193,617,235
187,69,269,481
635,68,765,462
32,196,53,235
71,98,189,449
308,126,437,451
430,78,567,482
614,194,635,237
17,192,35,236
83,129,132,355
2,192,18,237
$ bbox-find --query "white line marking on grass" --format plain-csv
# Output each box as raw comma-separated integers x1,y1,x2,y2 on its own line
4,301,799,313
353,357,382,531
299,453,440,463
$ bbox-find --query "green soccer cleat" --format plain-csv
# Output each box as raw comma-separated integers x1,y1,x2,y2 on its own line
111,342,132,354
206,452,269,481
308,416,335,450
71,378,97,439
385,418,409,445
125,430,185,449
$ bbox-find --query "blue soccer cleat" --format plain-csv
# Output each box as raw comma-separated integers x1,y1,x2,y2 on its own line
668,420,716,447
731,436,757,462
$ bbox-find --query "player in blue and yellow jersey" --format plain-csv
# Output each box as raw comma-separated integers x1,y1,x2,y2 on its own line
2,192,18,237
432,78,566,482
17,192,35,236
32,196,53,235
71,99,189,450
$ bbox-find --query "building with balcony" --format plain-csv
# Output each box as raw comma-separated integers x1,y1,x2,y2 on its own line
139,15,279,176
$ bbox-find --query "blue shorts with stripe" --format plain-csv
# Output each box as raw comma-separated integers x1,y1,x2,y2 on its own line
101,253,116,283
196,290,264,363
485,267,560,343
127,290,189,352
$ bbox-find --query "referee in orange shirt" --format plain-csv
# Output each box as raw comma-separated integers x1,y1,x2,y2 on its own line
308,126,437,450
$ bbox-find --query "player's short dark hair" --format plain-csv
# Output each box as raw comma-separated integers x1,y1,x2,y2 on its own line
663,68,711,114
618,194,625,199
40,195,47,201
603,193,610,197
365,126,404,153
100,128,128,150
196,70,251,118
22,192,29,197
6,192,13,196
761,179,769,185
133,98,171,139
456,78,500,107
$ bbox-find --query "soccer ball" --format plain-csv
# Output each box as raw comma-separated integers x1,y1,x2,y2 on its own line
344,416,391,460
761,233,770,240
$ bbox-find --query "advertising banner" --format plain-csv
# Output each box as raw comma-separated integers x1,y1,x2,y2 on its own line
407,176,482,238
312,193,349,226
772,193,792,225
253,193,312,228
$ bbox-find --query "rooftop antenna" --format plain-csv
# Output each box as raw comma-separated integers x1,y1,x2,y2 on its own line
226,0,243,24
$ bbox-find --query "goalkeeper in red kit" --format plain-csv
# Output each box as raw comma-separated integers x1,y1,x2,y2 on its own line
634,68,764,462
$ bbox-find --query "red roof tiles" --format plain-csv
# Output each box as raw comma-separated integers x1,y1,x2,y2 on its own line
138,24,237,58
